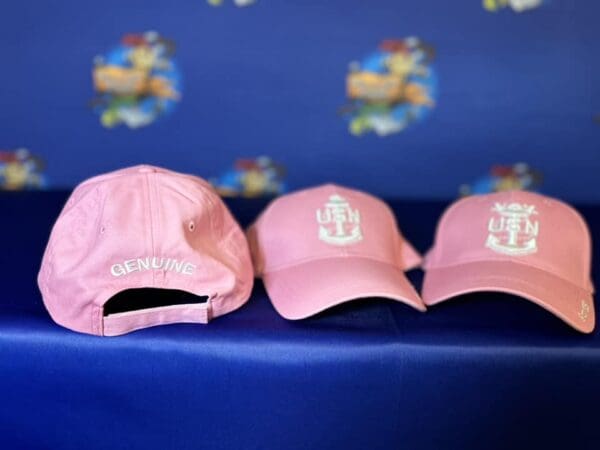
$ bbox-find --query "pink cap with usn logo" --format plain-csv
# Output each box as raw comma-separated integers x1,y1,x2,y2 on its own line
247,184,425,320
422,191,595,333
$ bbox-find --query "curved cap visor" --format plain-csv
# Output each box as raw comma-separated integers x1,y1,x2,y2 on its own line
422,261,595,333
262,257,426,320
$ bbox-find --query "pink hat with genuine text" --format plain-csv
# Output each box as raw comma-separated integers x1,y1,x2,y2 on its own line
38,165,253,336
422,191,595,333
247,184,425,319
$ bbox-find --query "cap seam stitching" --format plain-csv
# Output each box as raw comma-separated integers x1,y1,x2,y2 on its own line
145,173,156,286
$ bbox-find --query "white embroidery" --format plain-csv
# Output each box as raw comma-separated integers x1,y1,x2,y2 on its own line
316,195,363,246
486,203,539,256
578,300,590,322
110,257,196,277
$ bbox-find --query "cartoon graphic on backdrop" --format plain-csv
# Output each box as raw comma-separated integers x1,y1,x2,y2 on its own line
207,0,256,7
459,163,542,197
91,31,181,129
211,156,287,197
341,38,437,137
0,148,47,190
483,0,545,13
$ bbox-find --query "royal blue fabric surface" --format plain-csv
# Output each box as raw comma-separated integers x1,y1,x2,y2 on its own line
1,191,600,450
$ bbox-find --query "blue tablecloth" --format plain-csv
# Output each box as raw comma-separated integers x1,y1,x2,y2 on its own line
1,192,599,450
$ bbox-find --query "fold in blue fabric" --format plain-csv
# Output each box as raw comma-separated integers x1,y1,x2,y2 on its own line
1,192,599,450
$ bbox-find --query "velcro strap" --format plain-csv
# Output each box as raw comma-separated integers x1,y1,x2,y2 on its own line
102,303,211,336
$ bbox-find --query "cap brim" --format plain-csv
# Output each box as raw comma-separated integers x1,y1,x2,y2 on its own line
422,261,595,333
262,257,426,320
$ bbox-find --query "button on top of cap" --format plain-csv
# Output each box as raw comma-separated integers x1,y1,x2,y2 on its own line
136,165,158,173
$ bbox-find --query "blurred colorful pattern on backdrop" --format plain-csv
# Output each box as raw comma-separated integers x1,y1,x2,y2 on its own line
459,162,542,197
483,0,546,13
0,149,47,191
207,0,257,7
210,156,287,197
0,0,597,200
91,31,181,129
342,38,437,137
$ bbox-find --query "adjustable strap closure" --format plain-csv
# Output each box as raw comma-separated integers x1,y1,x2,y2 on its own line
102,302,212,336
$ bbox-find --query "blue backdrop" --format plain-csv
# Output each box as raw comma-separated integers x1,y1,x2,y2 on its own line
0,0,598,200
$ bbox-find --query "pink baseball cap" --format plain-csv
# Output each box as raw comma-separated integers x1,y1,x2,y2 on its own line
247,184,425,319
422,191,595,333
38,165,253,336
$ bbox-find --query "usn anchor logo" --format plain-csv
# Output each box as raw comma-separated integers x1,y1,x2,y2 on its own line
316,195,363,246
486,203,539,256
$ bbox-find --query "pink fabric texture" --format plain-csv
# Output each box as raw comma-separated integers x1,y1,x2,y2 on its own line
38,165,253,336
422,191,595,333
248,184,425,319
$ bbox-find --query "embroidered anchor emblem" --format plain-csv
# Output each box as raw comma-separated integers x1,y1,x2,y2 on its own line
486,203,539,256
316,194,363,246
